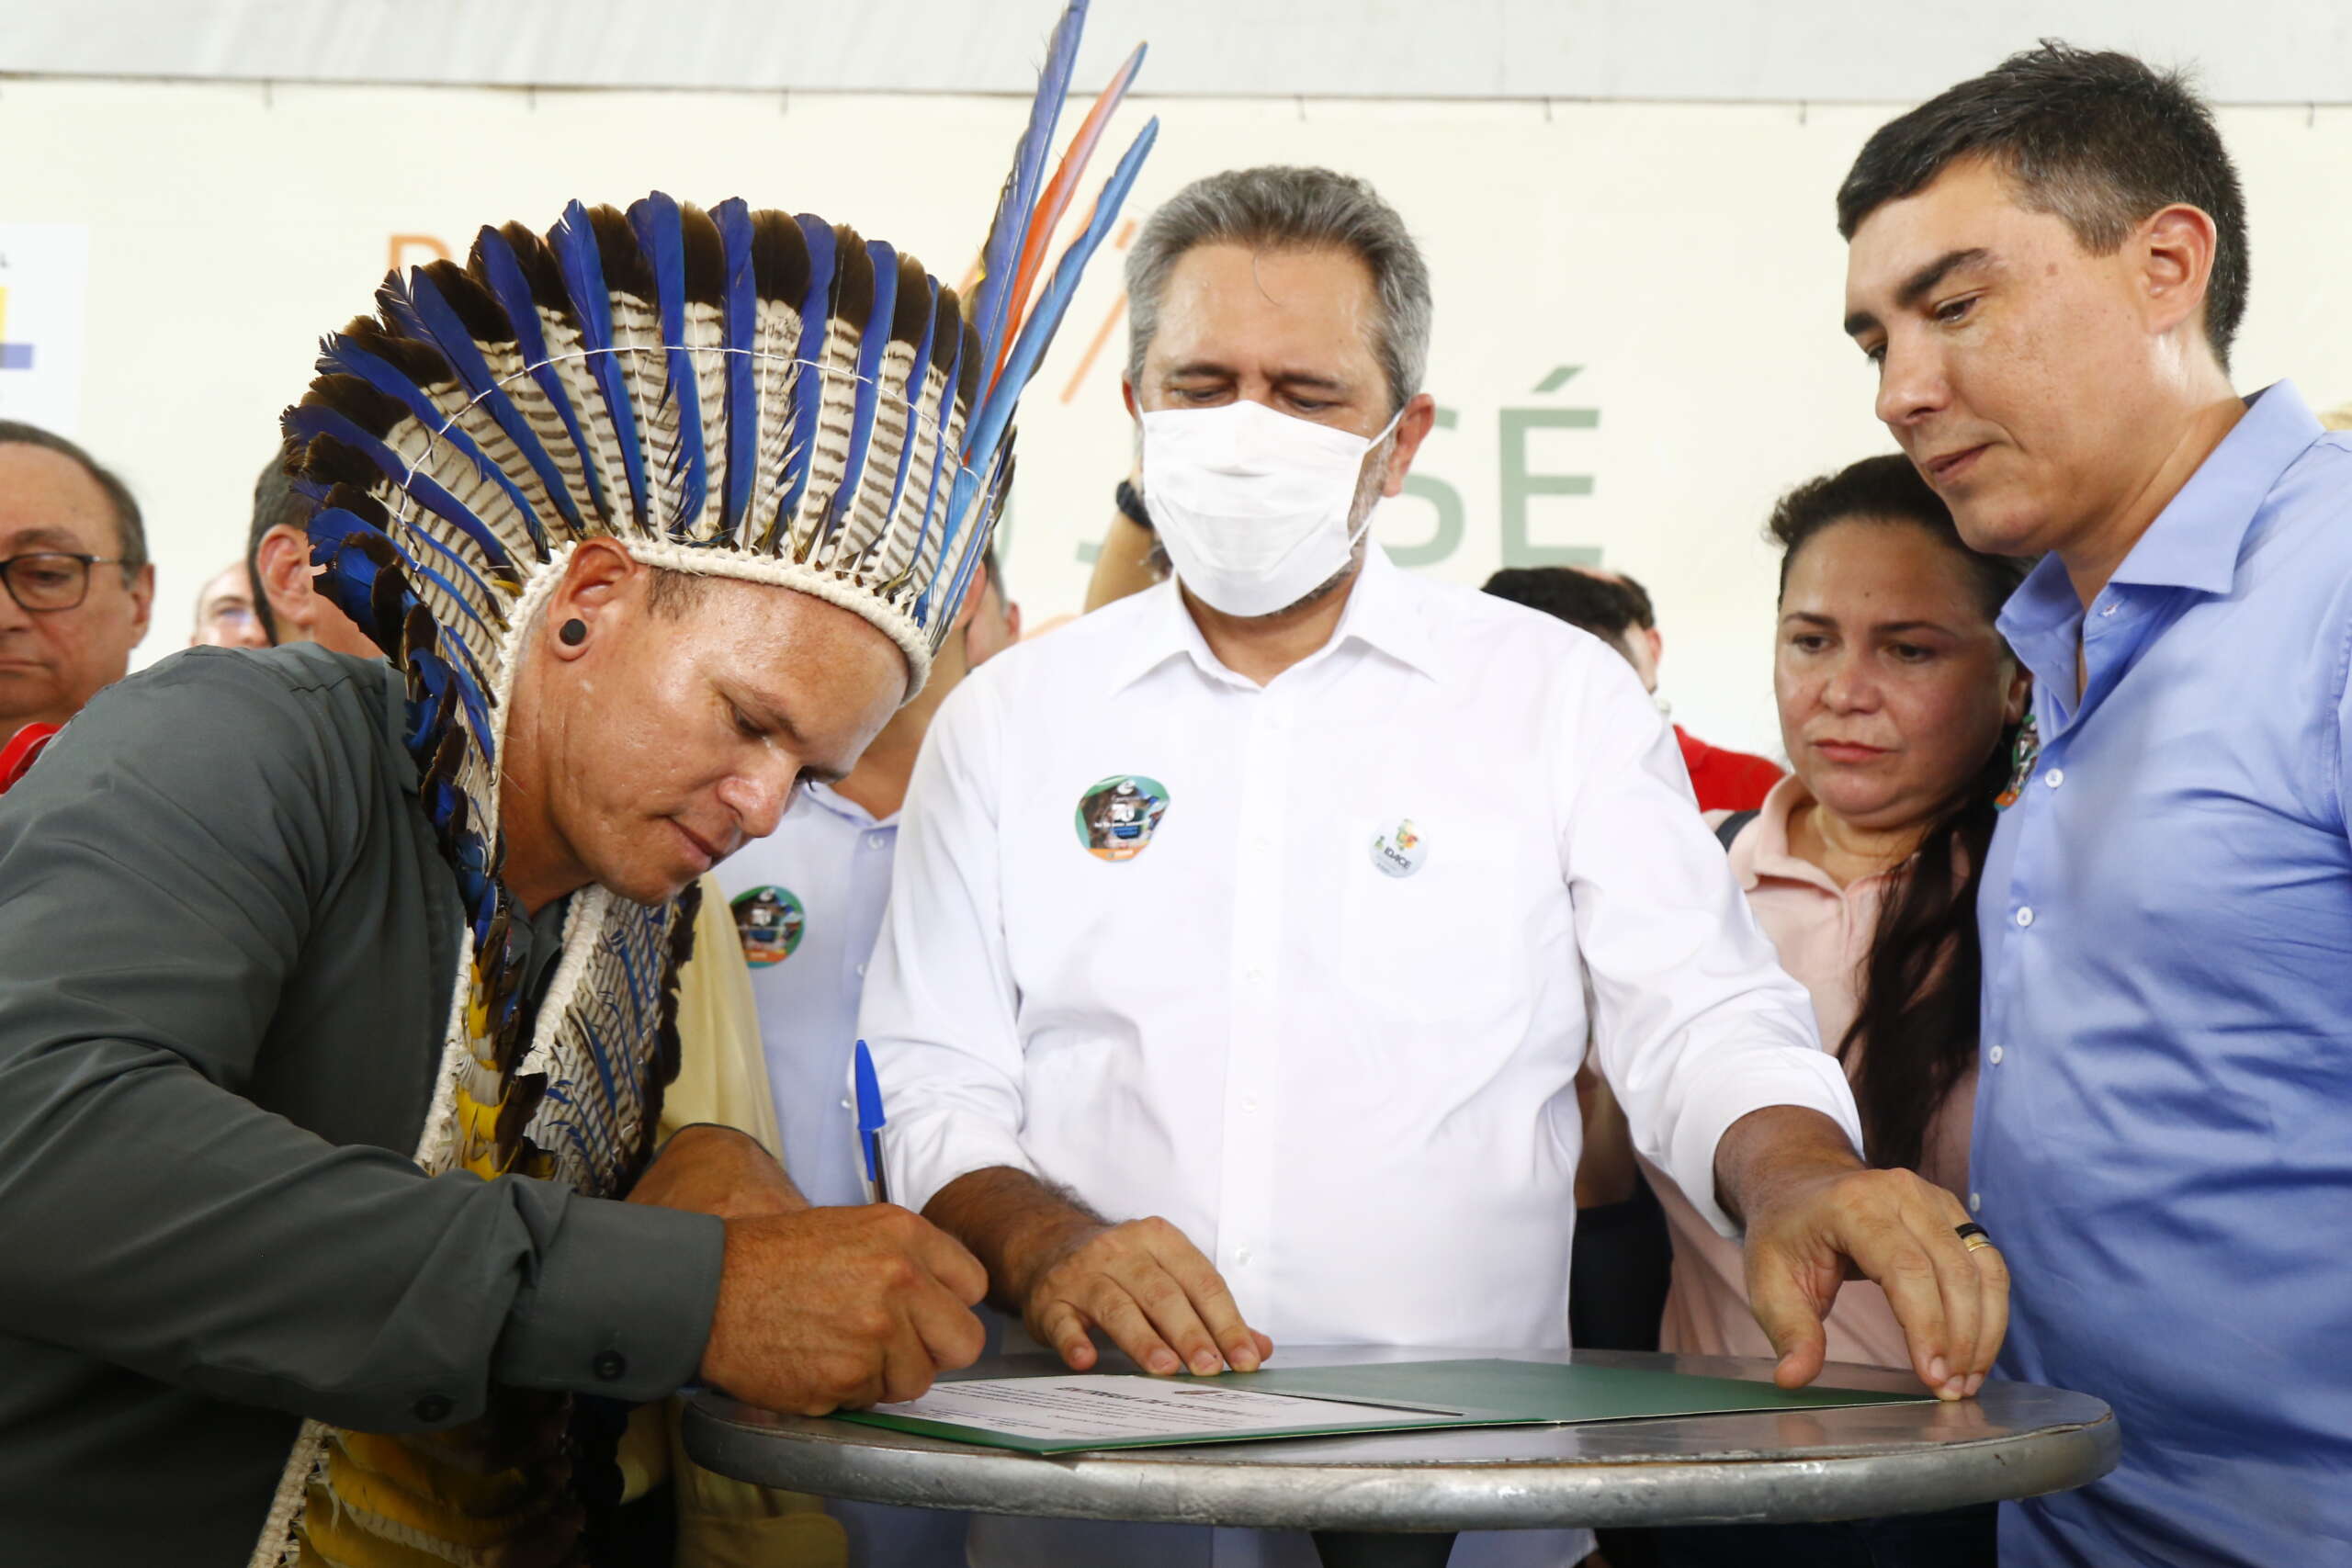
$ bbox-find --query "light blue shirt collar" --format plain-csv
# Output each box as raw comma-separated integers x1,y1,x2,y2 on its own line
2001,381,2324,647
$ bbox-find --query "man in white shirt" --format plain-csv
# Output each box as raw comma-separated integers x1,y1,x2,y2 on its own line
714,548,1016,1564
863,167,2007,1568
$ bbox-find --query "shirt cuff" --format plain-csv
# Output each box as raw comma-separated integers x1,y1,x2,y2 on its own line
887,1107,1041,1219
493,1195,724,1402
1663,1047,1862,1240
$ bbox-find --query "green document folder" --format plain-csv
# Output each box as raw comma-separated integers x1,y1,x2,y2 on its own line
831,1358,1932,1455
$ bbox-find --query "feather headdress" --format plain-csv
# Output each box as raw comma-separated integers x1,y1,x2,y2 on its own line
252,6,1153,1565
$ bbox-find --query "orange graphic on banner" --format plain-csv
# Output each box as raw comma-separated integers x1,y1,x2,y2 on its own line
389,233,453,274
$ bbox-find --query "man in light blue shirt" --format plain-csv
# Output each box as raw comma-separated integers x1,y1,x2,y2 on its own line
716,550,1016,1562
1838,42,2352,1567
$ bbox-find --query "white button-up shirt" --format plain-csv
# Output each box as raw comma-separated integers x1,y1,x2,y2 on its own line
717,781,901,1210
862,547,1858,1568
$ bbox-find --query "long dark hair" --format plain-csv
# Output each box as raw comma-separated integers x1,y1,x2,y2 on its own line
1768,455,2032,1175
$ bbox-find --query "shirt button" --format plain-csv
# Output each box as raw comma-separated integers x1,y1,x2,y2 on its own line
1243,967,1266,985
854,962,868,977
594,1350,628,1382
1242,1096,1260,1114
866,833,886,850
2016,907,2035,928
2044,769,2064,789
1988,1044,2005,1065
413,1393,454,1423
2098,601,2119,618
1969,1192,1982,1214
1234,1247,1253,1266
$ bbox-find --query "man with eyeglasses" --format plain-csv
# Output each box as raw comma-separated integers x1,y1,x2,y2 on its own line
0,422,153,746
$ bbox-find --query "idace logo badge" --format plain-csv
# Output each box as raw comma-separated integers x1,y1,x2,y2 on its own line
1076,774,1170,862
1371,818,1427,878
730,886,807,967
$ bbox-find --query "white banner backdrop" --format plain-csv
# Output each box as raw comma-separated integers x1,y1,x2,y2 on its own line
5,78,2349,754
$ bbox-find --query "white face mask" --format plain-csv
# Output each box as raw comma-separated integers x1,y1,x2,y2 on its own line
1140,399,1401,619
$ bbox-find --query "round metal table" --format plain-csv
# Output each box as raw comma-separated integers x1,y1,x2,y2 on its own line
685,1346,2118,1567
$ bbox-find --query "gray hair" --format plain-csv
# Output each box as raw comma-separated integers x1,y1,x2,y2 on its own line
1124,166,1431,416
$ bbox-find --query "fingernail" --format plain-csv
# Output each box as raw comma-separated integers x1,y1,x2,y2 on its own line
1965,1373,1984,1397
1150,1351,1179,1374
1941,1378,1966,1400
1928,1357,1950,1384
1192,1352,1221,1375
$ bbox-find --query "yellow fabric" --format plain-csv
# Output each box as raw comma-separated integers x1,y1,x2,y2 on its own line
295,1430,565,1568
634,876,841,1568
662,875,783,1156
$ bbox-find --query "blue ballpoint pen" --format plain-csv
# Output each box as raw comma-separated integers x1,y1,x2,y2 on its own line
854,1038,889,1205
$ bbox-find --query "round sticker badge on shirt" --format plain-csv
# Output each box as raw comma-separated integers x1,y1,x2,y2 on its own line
1075,774,1170,862
729,885,807,967
1371,818,1427,878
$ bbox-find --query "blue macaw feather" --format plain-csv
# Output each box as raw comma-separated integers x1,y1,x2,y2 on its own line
627,194,707,536
772,214,838,543
318,335,547,553
471,225,609,525
898,314,967,605
938,448,1013,626
306,506,406,660
863,271,941,568
963,117,1158,473
713,198,760,542
917,463,984,628
389,516,505,639
969,0,1087,389
374,271,435,346
818,239,899,549
398,270,563,555
311,502,501,758
283,404,517,575
551,200,650,526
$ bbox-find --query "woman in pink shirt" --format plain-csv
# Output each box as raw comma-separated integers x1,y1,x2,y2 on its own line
1649,454,2030,1568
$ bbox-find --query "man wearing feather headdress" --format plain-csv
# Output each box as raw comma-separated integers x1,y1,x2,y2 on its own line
0,6,1153,1562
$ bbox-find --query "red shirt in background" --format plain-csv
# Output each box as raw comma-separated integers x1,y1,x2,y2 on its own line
1674,724,1781,812
0,724,60,796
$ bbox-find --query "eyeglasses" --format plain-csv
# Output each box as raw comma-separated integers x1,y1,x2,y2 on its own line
0,552,137,613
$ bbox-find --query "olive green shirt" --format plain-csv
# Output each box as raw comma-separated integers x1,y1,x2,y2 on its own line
0,646,724,1564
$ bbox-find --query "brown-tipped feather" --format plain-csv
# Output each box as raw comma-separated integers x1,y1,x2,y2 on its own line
586,204,654,302
492,221,571,314
890,255,932,345
681,204,725,308
954,317,984,413
749,210,809,307
932,288,966,376
298,431,388,494
830,227,875,333
342,318,458,389
421,259,518,347
323,480,392,531
304,373,412,440
494,1071,550,1166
